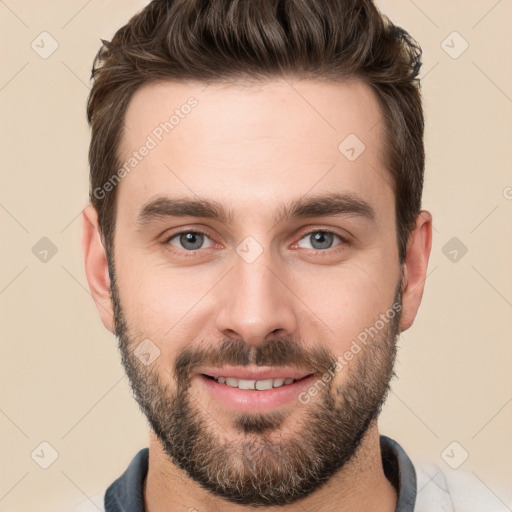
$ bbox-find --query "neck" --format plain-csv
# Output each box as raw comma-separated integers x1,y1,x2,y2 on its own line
144,421,397,512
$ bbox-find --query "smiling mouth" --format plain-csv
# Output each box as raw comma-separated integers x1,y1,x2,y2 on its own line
201,374,312,390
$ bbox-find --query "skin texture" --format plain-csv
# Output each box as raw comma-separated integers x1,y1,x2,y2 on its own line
82,78,432,512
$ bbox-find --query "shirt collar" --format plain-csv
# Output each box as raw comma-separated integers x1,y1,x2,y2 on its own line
105,435,417,511
380,434,418,511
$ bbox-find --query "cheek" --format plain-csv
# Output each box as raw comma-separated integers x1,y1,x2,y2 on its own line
293,261,397,355
115,254,213,345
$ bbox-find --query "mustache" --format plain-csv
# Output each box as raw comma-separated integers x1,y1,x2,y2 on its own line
174,337,337,385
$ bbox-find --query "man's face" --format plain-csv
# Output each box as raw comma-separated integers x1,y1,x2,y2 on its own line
110,79,403,505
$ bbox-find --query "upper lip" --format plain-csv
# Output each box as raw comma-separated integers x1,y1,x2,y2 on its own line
198,365,315,381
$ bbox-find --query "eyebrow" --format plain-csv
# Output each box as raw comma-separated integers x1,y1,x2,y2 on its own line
136,192,376,230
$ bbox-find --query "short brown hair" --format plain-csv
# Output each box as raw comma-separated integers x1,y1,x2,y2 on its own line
87,0,424,265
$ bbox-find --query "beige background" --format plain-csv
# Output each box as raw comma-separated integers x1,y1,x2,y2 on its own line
1,1,511,511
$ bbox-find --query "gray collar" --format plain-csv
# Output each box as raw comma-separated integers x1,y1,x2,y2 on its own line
380,434,417,511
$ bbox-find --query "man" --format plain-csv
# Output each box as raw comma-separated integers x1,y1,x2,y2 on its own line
79,1,497,511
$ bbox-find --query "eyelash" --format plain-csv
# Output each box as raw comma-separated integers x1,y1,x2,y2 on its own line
162,228,349,257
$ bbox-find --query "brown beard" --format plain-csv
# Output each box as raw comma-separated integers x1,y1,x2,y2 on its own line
110,260,402,506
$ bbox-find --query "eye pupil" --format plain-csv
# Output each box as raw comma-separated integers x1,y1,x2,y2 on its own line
180,232,204,250
310,231,333,250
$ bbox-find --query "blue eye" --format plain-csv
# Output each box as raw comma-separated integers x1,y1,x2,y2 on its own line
166,231,214,251
297,231,344,251
163,229,347,257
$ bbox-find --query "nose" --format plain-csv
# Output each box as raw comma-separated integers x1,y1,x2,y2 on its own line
214,249,299,347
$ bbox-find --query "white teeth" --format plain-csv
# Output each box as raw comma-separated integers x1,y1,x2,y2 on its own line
255,379,274,391
238,379,256,390
225,378,239,387
213,376,297,389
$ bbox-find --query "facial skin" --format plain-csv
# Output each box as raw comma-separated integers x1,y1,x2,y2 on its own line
82,78,432,512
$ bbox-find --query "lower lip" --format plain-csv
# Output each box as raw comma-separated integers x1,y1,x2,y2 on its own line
196,374,317,413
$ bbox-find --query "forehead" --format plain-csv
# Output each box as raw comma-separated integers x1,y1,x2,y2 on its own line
116,78,392,226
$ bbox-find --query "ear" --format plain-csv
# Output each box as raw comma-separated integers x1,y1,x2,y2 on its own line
399,210,433,332
82,203,115,333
